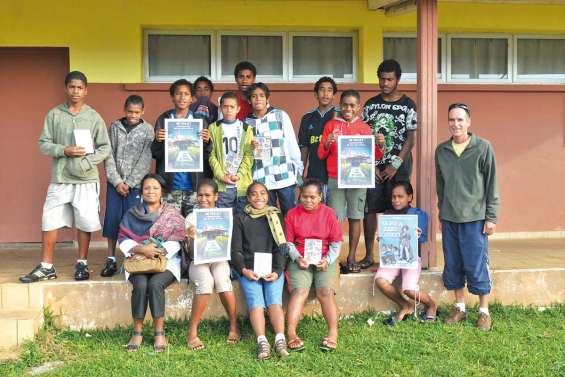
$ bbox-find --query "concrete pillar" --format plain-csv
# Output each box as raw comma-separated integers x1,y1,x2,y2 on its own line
416,0,438,268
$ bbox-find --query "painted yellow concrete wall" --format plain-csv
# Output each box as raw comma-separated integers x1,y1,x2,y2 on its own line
1,1,564,83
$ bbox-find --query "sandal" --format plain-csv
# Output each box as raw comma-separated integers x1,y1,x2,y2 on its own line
126,331,143,352
419,312,437,323
226,332,241,344
320,337,337,352
346,262,361,274
153,330,167,353
287,337,305,352
188,337,205,351
358,259,374,270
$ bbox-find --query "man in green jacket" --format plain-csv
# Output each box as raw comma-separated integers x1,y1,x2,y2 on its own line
435,103,499,331
20,71,110,283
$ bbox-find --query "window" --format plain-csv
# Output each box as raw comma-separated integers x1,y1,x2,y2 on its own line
383,35,443,81
291,34,354,79
448,36,511,82
145,33,212,81
145,30,356,82
515,37,565,82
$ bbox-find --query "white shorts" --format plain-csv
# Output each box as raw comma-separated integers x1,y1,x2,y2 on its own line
42,183,101,232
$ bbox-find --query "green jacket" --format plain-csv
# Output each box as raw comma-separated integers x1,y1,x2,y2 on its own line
38,103,110,184
435,133,499,224
208,120,254,196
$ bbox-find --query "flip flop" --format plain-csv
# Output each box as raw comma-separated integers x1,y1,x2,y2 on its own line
188,337,205,351
319,337,337,352
153,331,167,353
347,262,361,273
226,332,241,344
419,312,438,323
358,260,374,270
125,331,143,352
288,337,305,352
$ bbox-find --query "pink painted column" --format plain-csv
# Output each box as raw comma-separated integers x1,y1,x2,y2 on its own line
416,0,438,268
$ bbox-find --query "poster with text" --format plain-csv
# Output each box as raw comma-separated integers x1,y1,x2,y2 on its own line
164,118,203,172
337,135,375,188
378,214,419,269
194,208,232,265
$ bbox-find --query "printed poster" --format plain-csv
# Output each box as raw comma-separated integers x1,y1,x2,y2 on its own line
303,239,322,265
337,135,375,188
194,208,232,265
164,118,203,172
378,214,419,269
73,129,94,154
253,136,272,161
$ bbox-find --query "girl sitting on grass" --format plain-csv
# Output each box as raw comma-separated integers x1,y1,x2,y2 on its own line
374,181,438,325
231,182,289,360
185,179,240,351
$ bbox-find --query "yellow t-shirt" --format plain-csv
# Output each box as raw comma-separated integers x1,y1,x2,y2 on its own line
452,138,471,157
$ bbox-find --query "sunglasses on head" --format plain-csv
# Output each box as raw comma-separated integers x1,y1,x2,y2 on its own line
448,103,471,116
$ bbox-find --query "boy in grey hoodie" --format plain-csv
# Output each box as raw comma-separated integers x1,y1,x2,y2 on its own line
20,71,110,283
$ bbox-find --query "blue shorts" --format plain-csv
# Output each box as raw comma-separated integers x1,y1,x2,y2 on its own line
217,187,247,215
441,220,491,295
102,183,141,240
239,273,284,310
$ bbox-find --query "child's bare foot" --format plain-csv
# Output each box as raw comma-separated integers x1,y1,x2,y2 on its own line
396,303,414,321
226,330,241,344
188,337,205,351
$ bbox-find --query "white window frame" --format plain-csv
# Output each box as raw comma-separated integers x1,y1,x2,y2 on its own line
514,34,565,84
382,33,446,83
216,31,288,82
446,34,513,83
143,29,216,83
289,31,357,83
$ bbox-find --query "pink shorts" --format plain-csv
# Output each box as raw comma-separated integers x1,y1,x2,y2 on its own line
375,258,422,292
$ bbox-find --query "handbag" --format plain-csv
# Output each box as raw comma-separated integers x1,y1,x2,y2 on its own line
124,237,168,274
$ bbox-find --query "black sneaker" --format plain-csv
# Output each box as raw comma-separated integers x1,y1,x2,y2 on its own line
74,262,90,281
19,264,57,283
100,258,118,277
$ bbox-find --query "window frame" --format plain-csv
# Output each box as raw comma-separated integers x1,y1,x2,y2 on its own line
216,30,288,82
446,33,513,83
514,34,565,83
289,31,357,83
382,32,446,83
143,29,216,83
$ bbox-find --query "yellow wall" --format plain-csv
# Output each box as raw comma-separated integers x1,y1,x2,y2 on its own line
1,0,564,83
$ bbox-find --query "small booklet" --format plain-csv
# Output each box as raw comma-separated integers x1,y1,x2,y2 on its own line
253,252,272,278
253,136,272,161
73,129,94,154
303,239,323,265
224,152,243,176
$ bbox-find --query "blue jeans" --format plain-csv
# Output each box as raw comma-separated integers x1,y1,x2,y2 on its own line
239,273,284,310
267,185,296,217
441,220,491,295
102,183,141,240
217,187,247,215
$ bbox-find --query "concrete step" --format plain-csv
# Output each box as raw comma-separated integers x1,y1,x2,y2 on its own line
0,283,43,310
0,309,42,349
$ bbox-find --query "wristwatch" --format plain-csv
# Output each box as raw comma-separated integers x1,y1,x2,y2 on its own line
390,155,403,170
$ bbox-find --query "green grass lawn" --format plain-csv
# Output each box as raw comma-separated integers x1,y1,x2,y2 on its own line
1,305,564,377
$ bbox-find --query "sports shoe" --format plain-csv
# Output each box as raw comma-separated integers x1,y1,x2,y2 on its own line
257,339,271,361
100,258,118,277
74,262,90,281
274,338,290,358
19,264,57,283
476,312,492,331
444,307,467,324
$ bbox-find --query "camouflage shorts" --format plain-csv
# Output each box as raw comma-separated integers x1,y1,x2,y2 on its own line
165,190,196,217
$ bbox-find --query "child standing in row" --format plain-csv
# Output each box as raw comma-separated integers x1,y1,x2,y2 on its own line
208,92,254,214
101,95,154,277
318,90,372,274
246,83,303,217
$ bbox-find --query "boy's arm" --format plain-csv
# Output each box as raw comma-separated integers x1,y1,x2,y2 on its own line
38,111,66,157
317,122,332,160
124,126,155,188
104,125,122,187
297,115,309,177
151,114,165,161
281,111,303,176
237,126,254,180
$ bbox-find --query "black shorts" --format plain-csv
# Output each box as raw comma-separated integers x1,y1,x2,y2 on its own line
365,154,412,214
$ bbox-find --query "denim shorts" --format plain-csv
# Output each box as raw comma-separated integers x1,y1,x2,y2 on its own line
239,273,284,310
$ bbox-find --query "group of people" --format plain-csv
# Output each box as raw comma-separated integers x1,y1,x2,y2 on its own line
20,58,499,359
